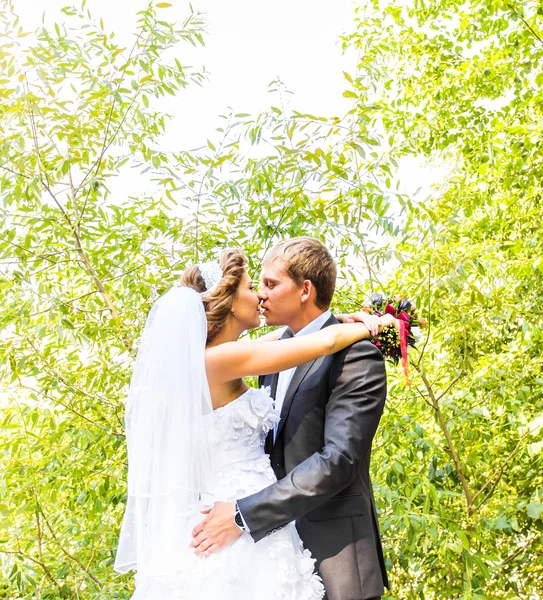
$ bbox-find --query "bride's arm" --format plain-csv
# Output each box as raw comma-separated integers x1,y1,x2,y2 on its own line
246,310,381,344
206,315,395,383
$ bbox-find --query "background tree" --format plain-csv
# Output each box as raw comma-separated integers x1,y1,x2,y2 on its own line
343,0,543,597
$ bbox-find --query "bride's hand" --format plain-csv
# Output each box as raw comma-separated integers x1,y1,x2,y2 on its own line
380,313,400,332
335,314,355,323
336,310,381,337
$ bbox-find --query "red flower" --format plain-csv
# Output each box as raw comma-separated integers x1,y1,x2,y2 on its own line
385,304,397,316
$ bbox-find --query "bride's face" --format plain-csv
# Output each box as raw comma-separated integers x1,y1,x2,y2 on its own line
231,270,261,330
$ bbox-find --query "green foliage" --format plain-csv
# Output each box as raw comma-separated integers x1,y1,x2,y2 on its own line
344,0,543,597
0,1,209,596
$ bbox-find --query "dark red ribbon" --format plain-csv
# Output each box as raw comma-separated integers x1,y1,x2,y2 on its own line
398,320,411,387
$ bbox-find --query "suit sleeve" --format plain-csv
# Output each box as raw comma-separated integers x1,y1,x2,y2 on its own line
237,340,387,542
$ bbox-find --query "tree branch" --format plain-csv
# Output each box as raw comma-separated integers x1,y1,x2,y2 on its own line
414,363,474,514
0,164,32,179
37,503,103,589
0,550,65,594
74,31,151,226
17,381,124,437
507,3,543,45
0,238,61,265
26,338,119,408
27,89,120,320
472,426,535,508
416,258,432,365
498,534,538,567
436,371,464,402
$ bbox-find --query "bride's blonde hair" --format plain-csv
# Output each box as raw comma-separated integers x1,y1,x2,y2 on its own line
180,248,248,345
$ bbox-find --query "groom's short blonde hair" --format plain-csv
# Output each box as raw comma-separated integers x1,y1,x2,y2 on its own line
264,237,336,310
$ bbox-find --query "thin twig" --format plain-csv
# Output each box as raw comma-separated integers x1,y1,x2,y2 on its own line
436,371,464,402
0,550,65,593
414,363,474,514
507,3,543,45
26,78,120,320
498,534,538,567
0,164,32,179
27,337,118,407
417,259,432,365
17,381,124,436
1,238,60,265
37,503,103,589
473,427,535,507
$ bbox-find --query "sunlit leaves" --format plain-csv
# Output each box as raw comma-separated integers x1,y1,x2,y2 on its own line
345,0,543,597
0,1,208,597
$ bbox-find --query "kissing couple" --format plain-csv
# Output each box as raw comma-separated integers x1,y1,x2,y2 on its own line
115,237,393,600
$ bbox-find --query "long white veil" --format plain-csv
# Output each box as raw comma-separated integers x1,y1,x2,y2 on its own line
114,285,213,578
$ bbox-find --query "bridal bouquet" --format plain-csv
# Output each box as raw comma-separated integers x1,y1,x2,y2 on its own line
367,293,427,385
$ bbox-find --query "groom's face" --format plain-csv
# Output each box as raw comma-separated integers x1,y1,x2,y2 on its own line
258,260,303,327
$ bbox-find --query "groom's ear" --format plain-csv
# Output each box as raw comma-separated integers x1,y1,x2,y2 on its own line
300,279,315,304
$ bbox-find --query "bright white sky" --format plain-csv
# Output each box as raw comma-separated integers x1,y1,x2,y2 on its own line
16,0,444,201
20,0,358,148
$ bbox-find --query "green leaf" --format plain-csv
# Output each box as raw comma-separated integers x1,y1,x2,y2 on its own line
343,90,358,99
457,530,470,551
352,143,365,158
526,502,543,519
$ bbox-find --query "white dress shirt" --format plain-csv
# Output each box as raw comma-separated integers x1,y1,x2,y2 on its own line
273,310,331,441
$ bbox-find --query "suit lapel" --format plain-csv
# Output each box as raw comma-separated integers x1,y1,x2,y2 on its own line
262,329,292,454
270,372,280,400
260,372,279,398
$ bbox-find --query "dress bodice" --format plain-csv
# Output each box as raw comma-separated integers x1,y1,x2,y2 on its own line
211,387,279,497
212,386,279,454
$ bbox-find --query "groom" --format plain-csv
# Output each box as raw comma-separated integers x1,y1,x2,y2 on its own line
192,237,389,599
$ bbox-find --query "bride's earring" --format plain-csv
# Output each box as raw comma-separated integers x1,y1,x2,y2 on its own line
231,311,236,319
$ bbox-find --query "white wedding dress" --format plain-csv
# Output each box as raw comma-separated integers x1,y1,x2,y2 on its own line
131,386,324,600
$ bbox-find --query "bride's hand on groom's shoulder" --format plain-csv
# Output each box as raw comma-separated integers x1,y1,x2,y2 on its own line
380,313,401,332
190,501,242,557
336,310,381,337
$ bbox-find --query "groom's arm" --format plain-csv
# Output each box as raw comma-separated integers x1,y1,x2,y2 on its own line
238,339,386,542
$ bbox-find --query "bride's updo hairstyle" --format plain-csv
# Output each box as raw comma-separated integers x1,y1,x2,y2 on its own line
180,248,248,345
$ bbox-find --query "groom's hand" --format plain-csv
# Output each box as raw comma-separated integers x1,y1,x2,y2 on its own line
190,501,242,557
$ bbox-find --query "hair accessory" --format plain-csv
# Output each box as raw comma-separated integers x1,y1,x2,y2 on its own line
198,260,223,295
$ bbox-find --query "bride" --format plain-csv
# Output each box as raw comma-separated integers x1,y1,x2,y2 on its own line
114,248,396,599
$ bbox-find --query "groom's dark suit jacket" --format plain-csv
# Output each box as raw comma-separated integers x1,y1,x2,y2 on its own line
237,315,389,600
